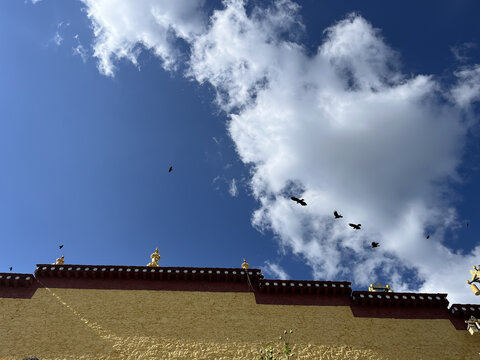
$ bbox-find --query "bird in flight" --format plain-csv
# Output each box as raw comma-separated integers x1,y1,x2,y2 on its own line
371,242,379,248
291,197,307,206
467,223,470,228
9,267,12,271
349,223,361,230
59,245,63,249
169,166,173,173
426,235,430,239
333,211,343,219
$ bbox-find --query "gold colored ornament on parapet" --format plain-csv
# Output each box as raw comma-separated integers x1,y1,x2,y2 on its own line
52,255,65,265
147,248,161,267
467,265,480,295
368,282,393,292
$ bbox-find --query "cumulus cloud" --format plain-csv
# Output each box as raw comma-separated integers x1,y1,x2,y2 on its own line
79,0,480,303
262,261,290,280
80,0,206,76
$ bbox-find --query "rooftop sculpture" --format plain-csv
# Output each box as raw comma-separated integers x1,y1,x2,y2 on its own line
368,282,393,292
52,255,64,265
467,265,480,295
147,248,161,267
465,316,480,335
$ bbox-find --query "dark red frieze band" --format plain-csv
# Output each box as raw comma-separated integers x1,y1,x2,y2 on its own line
1,266,479,330
449,303,480,330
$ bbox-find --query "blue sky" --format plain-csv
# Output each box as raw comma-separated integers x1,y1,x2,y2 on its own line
1,0,480,304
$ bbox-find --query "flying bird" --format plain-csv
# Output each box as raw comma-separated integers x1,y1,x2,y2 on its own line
467,223,470,228
169,166,173,173
371,242,379,248
426,235,430,239
334,211,343,219
349,223,361,230
290,197,307,206
59,245,63,249
9,267,12,271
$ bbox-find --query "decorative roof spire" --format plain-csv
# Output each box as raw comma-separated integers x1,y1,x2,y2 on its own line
467,265,480,295
368,282,393,292
147,248,161,267
52,255,65,265
241,258,249,269
466,316,480,335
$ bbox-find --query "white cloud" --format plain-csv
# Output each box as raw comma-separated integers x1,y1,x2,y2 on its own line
52,21,70,46
79,0,480,304
80,0,206,76
450,65,480,108
73,44,88,63
53,32,63,46
451,42,477,62
229,178,238,197
72,34,88,63
261,261,290,280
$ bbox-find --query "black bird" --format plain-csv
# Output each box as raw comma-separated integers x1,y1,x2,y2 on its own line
426,235,430,239
467,223,470,228
349,223,361,230
9,267,12,271
290,197,307,206
371,242,379,248
334,211,343,219
59,245,64,249
169,166,173,173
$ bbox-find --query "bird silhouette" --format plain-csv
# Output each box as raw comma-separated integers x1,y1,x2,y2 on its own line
426,235,430,239
169,166,173,173
349,223,361,230
467,223,470,228
59,245,63,249
9,267,12,271
371,242,379,248
291,197,307,206
334,211,343,219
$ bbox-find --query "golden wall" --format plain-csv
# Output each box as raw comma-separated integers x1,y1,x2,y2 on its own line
1,288,479,360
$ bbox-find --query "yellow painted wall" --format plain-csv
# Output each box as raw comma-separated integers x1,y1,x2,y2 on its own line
1,288,479,359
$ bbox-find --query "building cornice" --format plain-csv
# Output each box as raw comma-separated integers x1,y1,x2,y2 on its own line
1,265,479,330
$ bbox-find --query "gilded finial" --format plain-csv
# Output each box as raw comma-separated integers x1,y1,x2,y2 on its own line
241,258,249,269
467,265,480,295
52,255,65,265
147,248,161,267
466,316,480,335
368,281,393,292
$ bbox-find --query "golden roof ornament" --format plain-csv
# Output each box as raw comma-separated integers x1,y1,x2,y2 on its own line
52,255,65,265
467,265,480,295
147,248,161,267
368,282,393,292
466,316,480,335
241,258,249,269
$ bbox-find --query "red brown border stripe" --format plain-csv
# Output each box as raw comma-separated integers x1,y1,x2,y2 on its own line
449,303,480,330
1,265,480,330
351,291,450,320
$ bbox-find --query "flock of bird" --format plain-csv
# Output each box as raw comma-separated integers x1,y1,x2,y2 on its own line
291,196,470,248
292,196,377,248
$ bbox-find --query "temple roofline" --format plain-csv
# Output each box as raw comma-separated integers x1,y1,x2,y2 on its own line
0,265,478,330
